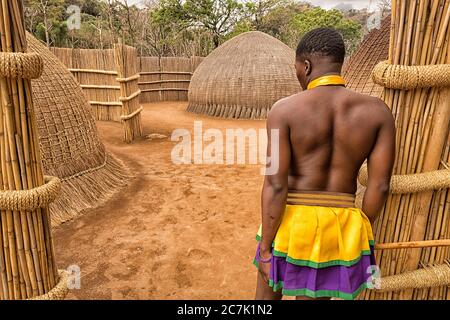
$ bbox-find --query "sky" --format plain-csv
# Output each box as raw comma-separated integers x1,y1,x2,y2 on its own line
310,0,382,11
128,0,384,11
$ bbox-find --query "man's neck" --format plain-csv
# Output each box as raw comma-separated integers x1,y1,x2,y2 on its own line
308,71,342,85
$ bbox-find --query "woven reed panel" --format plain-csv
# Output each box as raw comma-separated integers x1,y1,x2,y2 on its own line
139,56,161,102
187,31,301,119
138,56,203,103
343,17,391,98
50,46,121,121
27,34,128,226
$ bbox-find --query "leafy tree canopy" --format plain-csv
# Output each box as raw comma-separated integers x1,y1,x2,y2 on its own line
24,0,367,57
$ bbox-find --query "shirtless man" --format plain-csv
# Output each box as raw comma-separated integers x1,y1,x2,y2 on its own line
253,28,396,300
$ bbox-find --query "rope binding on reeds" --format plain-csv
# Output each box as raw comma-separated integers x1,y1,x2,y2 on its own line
372,60,450,90
361,61,450,194
0,175,61,211
121,106,143,121
28,270,70,300
372,261,450,292
361,58,450,294
0,51,43,79
119,89,141,102
358,165,450,194
116,73,140,83
0,50,62,213
68,68,118,76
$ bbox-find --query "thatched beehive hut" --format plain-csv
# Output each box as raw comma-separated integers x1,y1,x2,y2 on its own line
187,31,301,119
342,17,390,98
27,34,129,227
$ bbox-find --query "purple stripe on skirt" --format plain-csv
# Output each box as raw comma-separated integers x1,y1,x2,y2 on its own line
255,244,377,294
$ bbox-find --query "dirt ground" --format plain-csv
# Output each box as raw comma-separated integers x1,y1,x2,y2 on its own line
53,101,268,300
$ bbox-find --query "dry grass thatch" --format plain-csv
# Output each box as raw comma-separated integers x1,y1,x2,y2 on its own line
187,31,301,119
343,17,391,98
27,34,130,227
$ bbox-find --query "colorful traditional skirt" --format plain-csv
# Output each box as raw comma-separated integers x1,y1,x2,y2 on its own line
254,191,376,300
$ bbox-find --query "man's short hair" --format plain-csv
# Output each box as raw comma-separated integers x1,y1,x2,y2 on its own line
296,28,346,64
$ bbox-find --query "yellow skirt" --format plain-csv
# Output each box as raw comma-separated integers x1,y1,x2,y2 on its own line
254,191,376,299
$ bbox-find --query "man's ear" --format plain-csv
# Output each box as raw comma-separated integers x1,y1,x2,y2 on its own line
304,60,311,76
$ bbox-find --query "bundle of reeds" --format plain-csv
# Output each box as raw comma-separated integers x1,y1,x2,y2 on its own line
114,42,143,143
0,0,58,300
363,0,450,300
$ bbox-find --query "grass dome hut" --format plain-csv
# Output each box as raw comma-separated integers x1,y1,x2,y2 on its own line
187,31,301,119
27,34,129,227
342,17,390,98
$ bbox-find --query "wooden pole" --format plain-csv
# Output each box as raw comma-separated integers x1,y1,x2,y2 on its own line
376,239,450,251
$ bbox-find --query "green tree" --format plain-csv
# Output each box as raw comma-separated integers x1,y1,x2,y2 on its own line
26,0,66,46
22,0,365,57
148,0,245,54
243,0,287,31
184,0,244,47
231,1,312,40
148,0,193,55
290,8,363,54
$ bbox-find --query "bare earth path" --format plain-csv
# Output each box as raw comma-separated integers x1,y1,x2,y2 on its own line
53,102,266,299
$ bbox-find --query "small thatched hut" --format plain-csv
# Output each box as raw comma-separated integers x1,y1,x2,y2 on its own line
187,31,301,119
27,34,129,227
342,17,391,98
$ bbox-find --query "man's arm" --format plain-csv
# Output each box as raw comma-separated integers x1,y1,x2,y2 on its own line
362,105,396,224
260,106,291,258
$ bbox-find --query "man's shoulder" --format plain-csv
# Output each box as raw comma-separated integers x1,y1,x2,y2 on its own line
345,88,386,107
345,89,393,120
269,91,308,116
362,94,394,124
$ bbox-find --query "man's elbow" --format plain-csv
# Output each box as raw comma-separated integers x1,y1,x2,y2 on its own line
272,183,287,194
265,178,288,195
370,180,390,197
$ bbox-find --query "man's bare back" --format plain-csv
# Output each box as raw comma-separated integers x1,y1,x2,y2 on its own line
272,85,394,196
255,27,396,301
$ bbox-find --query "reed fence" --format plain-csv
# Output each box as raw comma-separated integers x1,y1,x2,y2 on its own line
139,56,203,102
50,47,121,121
50,48,203,113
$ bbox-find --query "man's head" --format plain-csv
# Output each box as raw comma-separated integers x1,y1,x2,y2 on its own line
295,28,346,90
